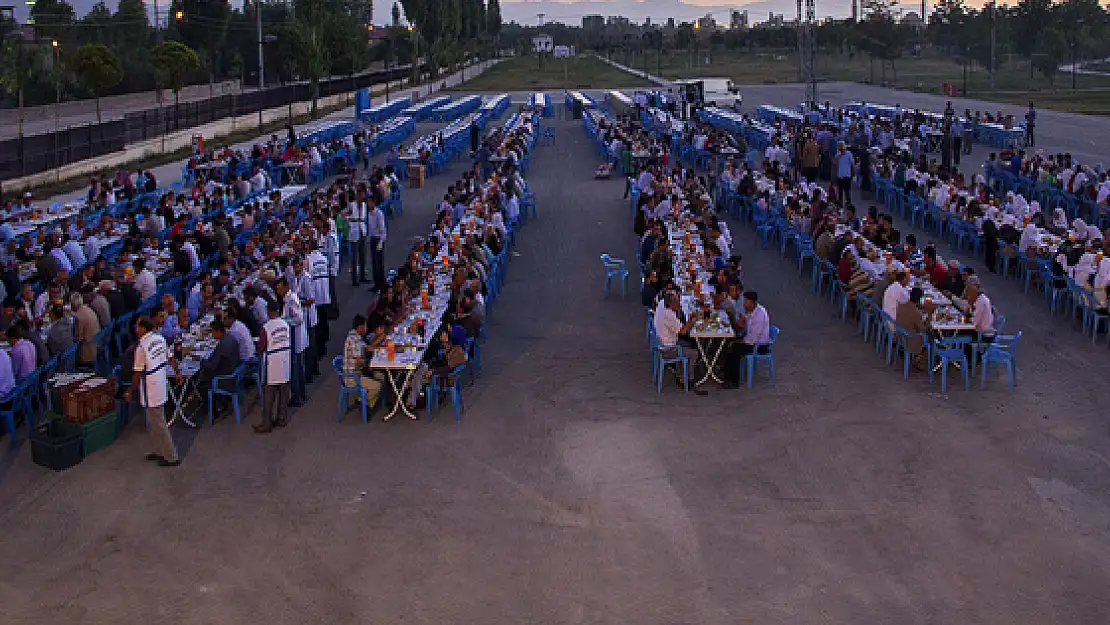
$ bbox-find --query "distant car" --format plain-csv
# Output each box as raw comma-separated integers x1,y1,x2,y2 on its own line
674,77,742,111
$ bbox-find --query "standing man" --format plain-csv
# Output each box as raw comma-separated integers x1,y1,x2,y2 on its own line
366,199,388,292
293,256,319,380
275,277,307,407
347,191,367,286
951,118,964,167
1025,102,1036,147
834,142,856,205
126,316,180,467
256,300,291,433
320,216,340,319
308,240,332,353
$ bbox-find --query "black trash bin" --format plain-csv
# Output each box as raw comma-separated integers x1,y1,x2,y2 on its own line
30,420,84,471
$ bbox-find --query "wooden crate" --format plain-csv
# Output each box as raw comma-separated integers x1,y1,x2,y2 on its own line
59,377,118,424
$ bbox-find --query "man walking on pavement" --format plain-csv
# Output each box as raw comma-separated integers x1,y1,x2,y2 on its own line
256,300,291,433
126,316,181,467
347,191,367,286
367,200,388,292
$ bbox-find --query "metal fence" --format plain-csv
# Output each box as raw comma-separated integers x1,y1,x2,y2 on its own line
0,64,415,181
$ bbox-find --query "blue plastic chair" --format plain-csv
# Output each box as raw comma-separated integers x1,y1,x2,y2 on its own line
931,336,970,393
332,356,368,424
980,332,1022,391
466,337,482,384
653,337,689,393
0,375,37,447
425,363,467,423
744,325,779,388
600,254,630,298
894,327,929,378
207,363,248,425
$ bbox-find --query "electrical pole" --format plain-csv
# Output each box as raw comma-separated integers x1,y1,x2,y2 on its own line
989,6,996,90
257,0,265,89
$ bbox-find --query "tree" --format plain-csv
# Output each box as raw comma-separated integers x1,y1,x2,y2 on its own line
29,0,75,46
855,0,906,82
69,43,123,123
168,0,230,89
1034,28,1067,84
151,40,200,109
0,36,41,137
1013,0,1051,77
486,0,502,54
77,2,113,46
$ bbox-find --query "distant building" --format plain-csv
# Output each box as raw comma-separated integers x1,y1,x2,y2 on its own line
697,14,716,30
607,16,631,27
730,10,749,30
644,17,652,27
532,33,554,54
765,12,785,27
851,0,858,22
901,11,925,30
666,17,676,29
582,14,604,30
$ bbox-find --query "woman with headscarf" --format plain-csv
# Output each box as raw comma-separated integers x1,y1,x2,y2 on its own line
1072,218,1089,241
1072,252,1098,289
406,324,468,412
1018,223,1040,254
1052,208,1069,231
1094,256,1110,311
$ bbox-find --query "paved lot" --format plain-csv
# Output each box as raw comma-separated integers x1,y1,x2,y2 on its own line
1,113,1110,624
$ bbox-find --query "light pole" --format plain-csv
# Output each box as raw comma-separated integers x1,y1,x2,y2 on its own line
989,4,996,90
52,39,61,181
1071,18,1084,90
257,0,265,89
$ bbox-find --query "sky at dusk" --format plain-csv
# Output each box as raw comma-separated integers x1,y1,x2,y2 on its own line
12,0,957,28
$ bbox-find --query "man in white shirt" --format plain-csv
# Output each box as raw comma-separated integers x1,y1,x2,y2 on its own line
250,166,268,193
347,195,367,285
653,291,707,395
125,315,180,466
62,235,86,268
724,291,771,387
636,167,655,196
308,241,332,349
882,271,911,326
134,259,157,302
276,277,307,407
966,285,994,333
182,238,200,271
366,201,388,292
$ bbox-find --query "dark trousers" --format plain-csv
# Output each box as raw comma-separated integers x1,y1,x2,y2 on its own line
327,277,339,320
952,137,962,165
369,236,386,291
350,238,366,284
261,383,288,427
305,326,320,378
290,351,305,403
985,240,999,273
803,166,818,183
837,177,852,205
725,342,770,384
316,318,330,359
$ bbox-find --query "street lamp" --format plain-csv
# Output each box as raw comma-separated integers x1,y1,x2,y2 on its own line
1071,18,1084,90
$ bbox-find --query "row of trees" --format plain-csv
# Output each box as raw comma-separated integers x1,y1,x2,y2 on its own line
558,0,1109,88
0,0,504,115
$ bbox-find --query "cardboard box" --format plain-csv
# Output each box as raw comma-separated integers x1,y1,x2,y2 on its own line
408,163,425,188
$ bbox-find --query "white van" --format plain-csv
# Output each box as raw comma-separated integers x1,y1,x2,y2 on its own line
674,77,742,111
